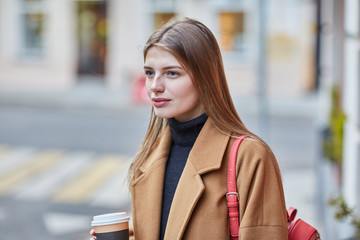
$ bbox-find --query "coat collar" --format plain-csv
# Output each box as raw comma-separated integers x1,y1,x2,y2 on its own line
131,118,231,240
188,118,230,174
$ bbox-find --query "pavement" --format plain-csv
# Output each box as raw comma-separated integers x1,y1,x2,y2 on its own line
0,83,132,111
0,83,334,239
0,81,319,118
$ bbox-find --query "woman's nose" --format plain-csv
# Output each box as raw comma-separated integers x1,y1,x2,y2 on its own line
150,75,165,93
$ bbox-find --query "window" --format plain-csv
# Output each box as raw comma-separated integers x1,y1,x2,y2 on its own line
77,0,108,76
19,0,47,57
219,11,245,52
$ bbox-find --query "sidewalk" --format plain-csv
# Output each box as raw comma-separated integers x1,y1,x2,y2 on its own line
0,83,319,118
0,83,131,111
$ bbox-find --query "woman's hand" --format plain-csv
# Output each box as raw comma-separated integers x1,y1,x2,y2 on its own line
90,229,96,240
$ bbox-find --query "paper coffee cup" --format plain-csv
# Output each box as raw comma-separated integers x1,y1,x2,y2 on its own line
91,212,130,240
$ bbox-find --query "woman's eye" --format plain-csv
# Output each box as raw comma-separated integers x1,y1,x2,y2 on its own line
166,71,179,78
145,70,154,77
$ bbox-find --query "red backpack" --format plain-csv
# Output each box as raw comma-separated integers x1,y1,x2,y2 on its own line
287,207,320,239
227,136,320,240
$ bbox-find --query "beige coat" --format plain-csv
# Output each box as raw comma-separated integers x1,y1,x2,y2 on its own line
130,118,288,239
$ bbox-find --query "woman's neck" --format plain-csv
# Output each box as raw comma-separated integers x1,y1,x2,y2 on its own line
167,113,208,147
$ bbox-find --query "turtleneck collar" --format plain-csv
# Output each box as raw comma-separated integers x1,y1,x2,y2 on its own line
167,113,208,147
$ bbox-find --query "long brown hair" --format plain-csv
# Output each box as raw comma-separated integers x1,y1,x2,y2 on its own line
128,17,261,182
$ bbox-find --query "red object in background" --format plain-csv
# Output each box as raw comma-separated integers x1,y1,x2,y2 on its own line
131,74,150,104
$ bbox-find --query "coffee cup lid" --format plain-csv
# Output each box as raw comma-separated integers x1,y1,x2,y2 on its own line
91,212,130,226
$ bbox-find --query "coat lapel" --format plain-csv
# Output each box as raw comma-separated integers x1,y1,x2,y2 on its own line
164,119,230,239
130,128,172,240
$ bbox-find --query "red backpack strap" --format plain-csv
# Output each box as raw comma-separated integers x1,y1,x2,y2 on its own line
287,207,297,222
227,135,247,240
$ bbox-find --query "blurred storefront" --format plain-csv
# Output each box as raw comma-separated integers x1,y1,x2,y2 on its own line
0,0,317,97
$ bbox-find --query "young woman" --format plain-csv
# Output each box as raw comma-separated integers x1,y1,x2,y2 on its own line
92,17,288,240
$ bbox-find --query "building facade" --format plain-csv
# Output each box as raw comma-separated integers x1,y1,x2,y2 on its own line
317,0,360,238
342,0,360,229
0,0,316,98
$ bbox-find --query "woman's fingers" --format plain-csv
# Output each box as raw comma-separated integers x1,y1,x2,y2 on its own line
89,229,96,240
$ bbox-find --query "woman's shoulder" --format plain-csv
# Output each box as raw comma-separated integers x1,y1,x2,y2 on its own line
235,136,282,176
237,136,277,163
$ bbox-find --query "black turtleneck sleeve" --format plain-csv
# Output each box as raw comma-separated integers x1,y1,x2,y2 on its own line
160,113,208,240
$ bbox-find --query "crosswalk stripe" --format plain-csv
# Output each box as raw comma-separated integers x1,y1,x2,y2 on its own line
15,152,95,201
53,155,125,204
44,212,91,236
0,146,133,207
0,150,64,195
0,147,37,175
90,161,131,208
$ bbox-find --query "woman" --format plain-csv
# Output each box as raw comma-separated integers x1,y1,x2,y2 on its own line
92,17,288,239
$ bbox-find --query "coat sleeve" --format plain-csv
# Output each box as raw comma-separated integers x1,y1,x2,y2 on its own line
236,139,288,239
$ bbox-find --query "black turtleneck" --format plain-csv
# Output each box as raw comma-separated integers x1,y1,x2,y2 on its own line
160,113,208,240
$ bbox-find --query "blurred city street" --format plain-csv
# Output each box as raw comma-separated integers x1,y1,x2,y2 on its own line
0,87,323,239
1,0,359,239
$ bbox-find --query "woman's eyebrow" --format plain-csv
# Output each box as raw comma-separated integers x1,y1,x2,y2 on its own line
163,66,183,70
144,65,183,70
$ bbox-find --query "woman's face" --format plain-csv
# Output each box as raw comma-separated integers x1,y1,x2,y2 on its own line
144,46,204,122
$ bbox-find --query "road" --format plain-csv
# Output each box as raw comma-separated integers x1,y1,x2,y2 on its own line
0,106,150,155
0,104,319,239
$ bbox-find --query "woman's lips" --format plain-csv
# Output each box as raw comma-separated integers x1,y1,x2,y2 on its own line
152,98,170,107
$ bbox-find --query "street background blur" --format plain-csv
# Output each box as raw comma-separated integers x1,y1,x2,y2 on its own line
0,0,359,239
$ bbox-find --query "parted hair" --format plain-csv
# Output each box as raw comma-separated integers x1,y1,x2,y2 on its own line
128,17,262,182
